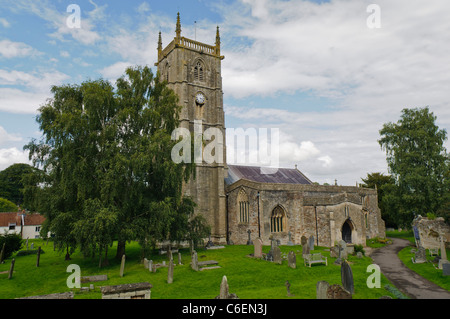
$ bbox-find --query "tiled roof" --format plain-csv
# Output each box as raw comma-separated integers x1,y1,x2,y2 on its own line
0,212,45,227
225,165,313,186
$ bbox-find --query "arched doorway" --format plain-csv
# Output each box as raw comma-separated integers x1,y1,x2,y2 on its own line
342,220,352,243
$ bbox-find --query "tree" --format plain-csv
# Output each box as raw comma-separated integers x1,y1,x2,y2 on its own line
24,65,201,261
0,233,22,260
361,172,397,227
0,163,38,206
0,197,18,212
378,107,449,227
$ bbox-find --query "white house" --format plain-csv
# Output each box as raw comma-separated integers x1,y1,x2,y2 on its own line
0,211,46,239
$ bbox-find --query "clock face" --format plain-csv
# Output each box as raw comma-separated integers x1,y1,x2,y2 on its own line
195,93,205,105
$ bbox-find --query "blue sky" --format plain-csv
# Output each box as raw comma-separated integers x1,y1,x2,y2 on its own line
1,0,449,185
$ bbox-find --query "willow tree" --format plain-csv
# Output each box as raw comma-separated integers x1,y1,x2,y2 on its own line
25,66,198,263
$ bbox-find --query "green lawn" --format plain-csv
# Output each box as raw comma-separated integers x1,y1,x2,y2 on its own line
0,239,397,299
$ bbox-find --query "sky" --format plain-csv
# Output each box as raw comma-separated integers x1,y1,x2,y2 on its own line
0,0,449,186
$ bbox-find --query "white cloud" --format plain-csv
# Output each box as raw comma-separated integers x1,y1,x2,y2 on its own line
0,18,10,28
0,39,41,58
0,126,22,145
99,61,134,83
0,148,31,171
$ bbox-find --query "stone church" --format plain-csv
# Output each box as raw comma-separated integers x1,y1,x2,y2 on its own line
155,14,385,248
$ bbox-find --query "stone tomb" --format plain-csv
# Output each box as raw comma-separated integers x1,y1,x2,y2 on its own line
101,282,152,299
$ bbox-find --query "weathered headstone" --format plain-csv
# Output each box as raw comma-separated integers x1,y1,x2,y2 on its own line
442,263,450,276
143,258,149,269
316,281,330,299
178,252,182,265
341,260,354,295
219,275,229,299
272,246,282,264
191,251,199,271
287,231,294,246
149,260,153,272
302,243,310,257
308,235,315,251
326,284,352,299
301,236,307,246
8,258,15,280
288,251,296,269
412,246,427,264
167,249,173,262
0,242,5,263
36,246,41,267
285,280,294,297
254,237,263,258
119,254,126,277
246,229,253,245
30,243,34,250
26,238,29,250
167,259,174,284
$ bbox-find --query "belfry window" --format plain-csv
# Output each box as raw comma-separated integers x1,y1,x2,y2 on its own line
270,206,285,233
194,61,204,82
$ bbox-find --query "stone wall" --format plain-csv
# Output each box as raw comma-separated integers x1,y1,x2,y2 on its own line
226,179,386,247
412,216,450,249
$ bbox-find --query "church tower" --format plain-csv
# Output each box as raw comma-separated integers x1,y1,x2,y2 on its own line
155,13,228,244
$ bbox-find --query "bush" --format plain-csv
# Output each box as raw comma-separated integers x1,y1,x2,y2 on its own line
15,249,45,257
353,244,365,256
0,233,23,260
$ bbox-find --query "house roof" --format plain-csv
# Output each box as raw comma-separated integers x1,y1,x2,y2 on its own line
225,165,313,186
0,212,45,227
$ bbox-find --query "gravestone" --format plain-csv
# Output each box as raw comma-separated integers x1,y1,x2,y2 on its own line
8,258,15,280
316,281,330,299
26,238,29,250
0,243,5,263
149,260,153,272
167,259,174,284
272,246,282,264
442,263,450,276
219,275,229,299
36,247,41,267
119,254,126,277
167,249,173,262
178,252,182,265
246,229,253,245
143,258,148,269
191,251,199,271
285,280,294,297
30,243,34,250
440,237,447,262
254,237,263,258
326,284,352,299
341,260,354,295
412,246,426,264
302,243,310,257
288,251,296,269
308,235,315,251
287,231,294,246
301,236,307,246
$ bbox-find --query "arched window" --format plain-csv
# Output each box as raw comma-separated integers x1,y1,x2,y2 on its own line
271,206,285,233
194,61,204,82
237,189,249,223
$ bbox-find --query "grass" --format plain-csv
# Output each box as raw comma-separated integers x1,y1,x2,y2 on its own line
0,239,398,299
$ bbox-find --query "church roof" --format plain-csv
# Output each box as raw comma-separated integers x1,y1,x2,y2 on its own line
225,165,313,186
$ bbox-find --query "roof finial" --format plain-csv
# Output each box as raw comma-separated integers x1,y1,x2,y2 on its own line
215,25,221,56
176,12,181,39
158,31,162,51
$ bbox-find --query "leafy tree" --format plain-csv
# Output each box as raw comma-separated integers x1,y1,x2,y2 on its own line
0,163,39,206
24,66,200,261
0,233,22,261
361,172,397,227
378,107,449,227
0,197,18,212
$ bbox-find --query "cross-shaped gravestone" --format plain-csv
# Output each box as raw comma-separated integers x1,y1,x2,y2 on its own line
246,229,253,245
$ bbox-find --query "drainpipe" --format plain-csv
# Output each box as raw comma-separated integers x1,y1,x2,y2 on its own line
257,191,261,238
226,193,229,244
314,205,319,246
